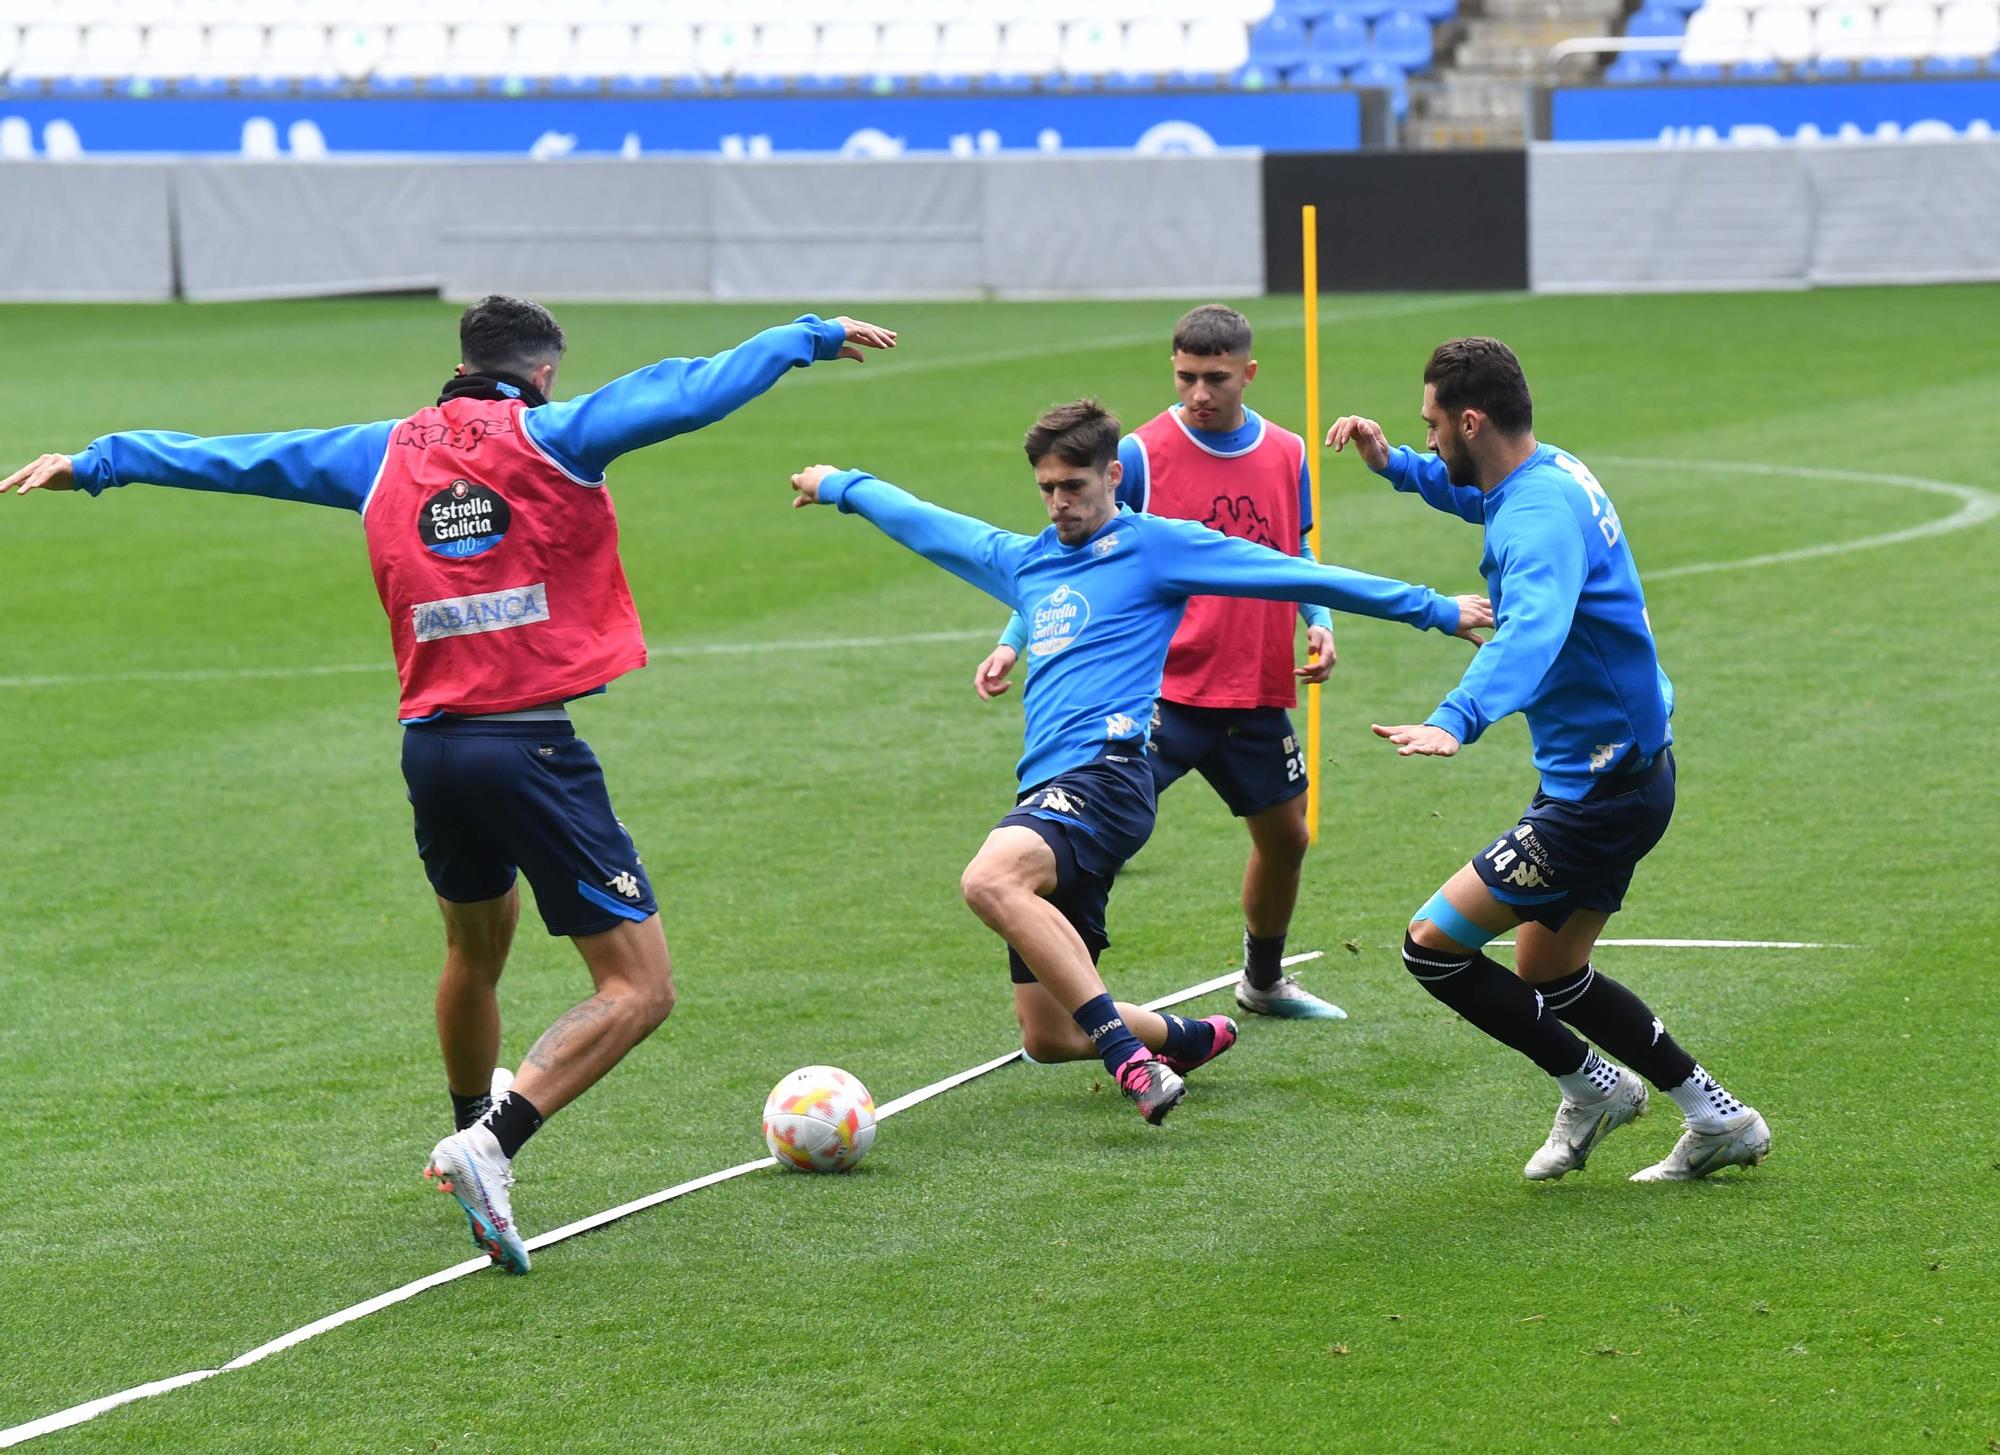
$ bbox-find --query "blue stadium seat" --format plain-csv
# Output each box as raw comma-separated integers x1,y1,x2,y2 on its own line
1329,0,1398,23
545,75,601,97
1287,59,1351,85
1247,14,1310,68
1605,51,1668,80
1729,58,1779,77
1667,58,1724,78
979,71,1036,91
609,76,667,93
1229,61,1284,88
1625,6,1687,37
1406,0,1459,22
1349,56,1409,116
365,75,417,93
1169,69,1225,86
49,78,104,98
916,72,970,91
1276,0,1337,21
1857,55,1915,74
237,77,291,97
1923,54,1984,72
1370,12,1434,69
1102,70,1160,89
1804,57,1853,76
1309,12,1369,68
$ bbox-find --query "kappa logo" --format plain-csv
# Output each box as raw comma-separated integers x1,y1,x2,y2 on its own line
1590,741,1629,773
1038,787,1080,816
1506,859,1548,889
606,871,642,901
1091,532,1123,558
1203,494,1278,548
1027,584,1092,659
1104,712,1138,739
393,416,514,454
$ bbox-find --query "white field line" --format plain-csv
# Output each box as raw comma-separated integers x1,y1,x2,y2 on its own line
4,458,1990,694
1492,938,1851,949
0,953,1300,1450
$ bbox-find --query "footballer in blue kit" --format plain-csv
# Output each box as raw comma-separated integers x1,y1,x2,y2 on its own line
792,398,1491,1126
1329,336,1771,1183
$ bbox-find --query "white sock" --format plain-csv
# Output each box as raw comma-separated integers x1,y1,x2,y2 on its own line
1555,1048,1621,1102
1666,1064,1747,1131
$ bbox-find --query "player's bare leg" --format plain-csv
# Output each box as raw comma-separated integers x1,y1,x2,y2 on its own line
435,888,519,1114
961,827,1195,1122
1236,795,1344,1019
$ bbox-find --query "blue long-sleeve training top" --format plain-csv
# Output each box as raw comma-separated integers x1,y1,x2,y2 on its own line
995,410,1333,652
815,469,1463,791
68,315,850,511
1378,442,1674,801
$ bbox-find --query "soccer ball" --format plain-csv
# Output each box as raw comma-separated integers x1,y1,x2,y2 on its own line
762,1065,877,1173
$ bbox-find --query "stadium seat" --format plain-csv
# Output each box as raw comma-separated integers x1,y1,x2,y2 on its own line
376,21,448,82
509,20,576,81
1060,18,1123,74
0,25,20,83
1286,57,1349,82
628,21,696,81
1406,0,1458,23
1228,59,1283,86
939,18,1002,73
1369,11,1433,68
74,21,142,79
1922,51,1983,68
1813,0,1876,61
1667,56,1726,76
1935,0,2000,57
1678,5,1751,65
1122,17,1190,73
743,19,814,79
1349,55,1408,115
1730,56,1781,74
878,20,942,73
1873,0,1941,59
1276,0,1336,21
265,22,335,82
12,22,83,82
694,21,754,77
1186,16,1252,68
818,20,882,77
1001,17,1061,72
1625,6,1687,37
1857,54,1916,70
1803,55,1854,73
1309,11,1369,66
446,21,511,79
1247,11,1308,66
1604,49,1668,78
1747,3,1811,63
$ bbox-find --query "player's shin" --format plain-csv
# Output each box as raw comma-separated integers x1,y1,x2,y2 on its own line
1402,931,1594,1079
1538,963,1698,1090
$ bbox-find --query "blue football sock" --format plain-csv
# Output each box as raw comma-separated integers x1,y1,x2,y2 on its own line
1157,1012,1216,1064
1072,993,1146,1075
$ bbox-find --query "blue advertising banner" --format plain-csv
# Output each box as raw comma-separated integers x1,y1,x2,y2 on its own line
0,89,1362,158
1547,77,2000,144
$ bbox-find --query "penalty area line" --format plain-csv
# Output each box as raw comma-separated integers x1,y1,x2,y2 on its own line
0,953,1280,1450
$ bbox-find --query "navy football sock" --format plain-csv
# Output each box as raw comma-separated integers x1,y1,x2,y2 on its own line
449,1088,493,1132
1401,932,1591,1078
479,1090,544,1159
1072,993,1147,1075
1244,930,1288,991
1540,964,1698,1090
1157,1012,1217,1064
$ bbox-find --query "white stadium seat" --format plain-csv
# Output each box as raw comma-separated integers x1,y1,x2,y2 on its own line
375,21,449,80
937,16,1001,70
1123,16,1191,72
817,19,881,75
264,22,332,80
629,20,696,78
0,25,19,79
6,0,57,27
906,0,974,20
327,21,386,79
1812,0,1876,59
1747,3,1813,62
50,0,118,24
1002,16,1062,71
142,20,206,76
693,21,754,76
1935,0,2000,55
570,20,636,76
1185,15,1251,69
12,22,83,81
1059,17,1122,73
1872,0,1940,55
744,19,817,78
446,21,511,78
1679,5,1752,64
878,19,941,71
74,20,142,77
511,19,576,79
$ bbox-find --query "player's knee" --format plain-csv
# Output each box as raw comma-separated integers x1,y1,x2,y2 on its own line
641,970,677,1031
1018,1024,1084,1063
959,860,1016,926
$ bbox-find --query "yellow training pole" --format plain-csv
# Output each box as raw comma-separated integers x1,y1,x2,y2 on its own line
1301,205,1324,846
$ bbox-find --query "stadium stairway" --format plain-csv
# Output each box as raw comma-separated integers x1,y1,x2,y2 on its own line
1404,0,1625,144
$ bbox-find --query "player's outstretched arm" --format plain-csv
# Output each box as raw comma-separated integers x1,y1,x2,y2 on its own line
6,424,394,511
790,463,1022,608
1329,414,1483,524
528,315,897,480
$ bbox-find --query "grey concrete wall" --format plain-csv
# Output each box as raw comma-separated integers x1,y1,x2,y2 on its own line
0,161,176,301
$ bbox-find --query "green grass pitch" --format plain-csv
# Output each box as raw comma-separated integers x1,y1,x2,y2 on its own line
1,287,1995,1453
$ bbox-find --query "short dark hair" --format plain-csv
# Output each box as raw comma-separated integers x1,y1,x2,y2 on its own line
459,294,566,377
1023,398,1121,470
1172,304,1254,357
1423,337,1532,434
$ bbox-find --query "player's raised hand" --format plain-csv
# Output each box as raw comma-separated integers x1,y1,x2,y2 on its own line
1453,593,1493,645
1371,723,1461,758
1,453,76,497
790,464,843,507
1296,624,1337,683
1326,416,1390,471
974,644,1018,700
830,317,898,362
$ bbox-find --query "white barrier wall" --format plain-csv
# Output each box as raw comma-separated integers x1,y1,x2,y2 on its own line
0,154,1266,303
1529,138,2000,292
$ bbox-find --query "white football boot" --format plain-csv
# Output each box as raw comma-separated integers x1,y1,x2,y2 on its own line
425,1124,530,1274
1235,972,1347,1021
1524,1067,1649,1180
1631,1109,1772,1182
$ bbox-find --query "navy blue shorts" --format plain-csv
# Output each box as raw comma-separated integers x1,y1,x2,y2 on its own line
1147,701,1309,818
995,743,1157,985
401,718,659,938
1472,749,1676,931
